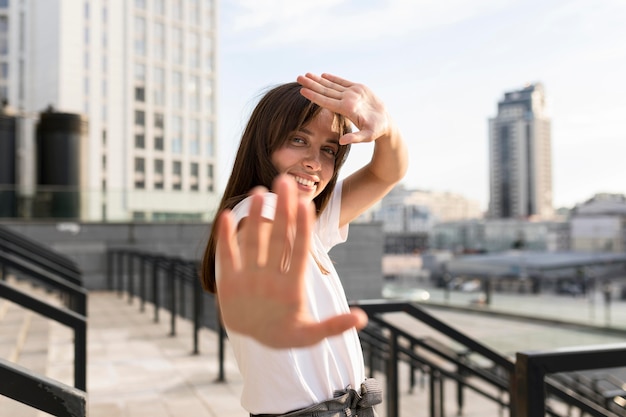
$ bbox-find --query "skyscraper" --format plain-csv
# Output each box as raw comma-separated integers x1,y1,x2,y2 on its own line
0,0,218,221
488,83,553,219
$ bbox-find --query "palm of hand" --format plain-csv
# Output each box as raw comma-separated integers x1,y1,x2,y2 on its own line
297,73,391,145
216,176,367,348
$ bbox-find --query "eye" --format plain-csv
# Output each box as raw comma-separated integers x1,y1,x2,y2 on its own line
290,136,306,145
322,146,338,157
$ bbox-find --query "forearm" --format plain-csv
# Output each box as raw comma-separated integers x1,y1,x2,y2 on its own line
366,120,408,186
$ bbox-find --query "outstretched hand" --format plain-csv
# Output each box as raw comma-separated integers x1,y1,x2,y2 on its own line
215,175,368,348
297,72,393,145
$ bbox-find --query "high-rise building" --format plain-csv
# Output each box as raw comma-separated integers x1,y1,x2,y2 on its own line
488,83,553,219
0,0,219,221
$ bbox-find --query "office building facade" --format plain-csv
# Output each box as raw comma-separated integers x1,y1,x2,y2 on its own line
488,83,553,219
0,0,219,221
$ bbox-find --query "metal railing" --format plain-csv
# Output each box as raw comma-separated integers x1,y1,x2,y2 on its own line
354,300,514,417
515,344,626,417
0,357,86,417
107,247,626,416
106,248,227,381
0,225,88,416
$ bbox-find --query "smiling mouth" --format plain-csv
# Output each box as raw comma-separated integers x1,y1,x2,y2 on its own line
291,175,317,190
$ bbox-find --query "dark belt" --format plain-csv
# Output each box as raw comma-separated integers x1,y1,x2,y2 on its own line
251,378,382,417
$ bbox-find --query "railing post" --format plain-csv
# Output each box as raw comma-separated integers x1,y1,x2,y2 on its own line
386,330,399,417
74,320,87,391
152,257,160,323
127,251,134,304
409,341,417,393
216,306,226,382
192,270,202,355
169,260,177,336
106,249,113,290
139,254,146,312
116,251,124,297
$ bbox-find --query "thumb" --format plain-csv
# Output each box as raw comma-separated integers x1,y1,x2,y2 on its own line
300,309,369,344
340,129,374,145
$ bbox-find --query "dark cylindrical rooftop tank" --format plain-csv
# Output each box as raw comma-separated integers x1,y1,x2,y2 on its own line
36,110,87,218
0,112,17,217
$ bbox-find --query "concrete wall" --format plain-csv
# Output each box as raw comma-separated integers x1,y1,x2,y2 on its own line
2,221,384,301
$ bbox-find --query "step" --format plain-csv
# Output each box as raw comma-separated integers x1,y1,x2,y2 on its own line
0,278,72,417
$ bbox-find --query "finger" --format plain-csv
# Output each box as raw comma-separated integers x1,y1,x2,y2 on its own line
215,209,240,278
240,190,266,268
297,74,343,101
287,198,314,290
267,175,296,271
288,310,368,347
340,129,376,145
321,73,353,89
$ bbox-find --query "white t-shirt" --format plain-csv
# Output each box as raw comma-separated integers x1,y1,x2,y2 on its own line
220,181,366,414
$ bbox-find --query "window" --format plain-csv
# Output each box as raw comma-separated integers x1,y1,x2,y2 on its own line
172,161,182,190
207,163,214,192
134,110,145,126
154,136,164,151
153,67,165,105
134,63,145,81
154,112,164,129
154,22,165,61
134,134,145,149
154,0,165,15
154,159,164,189
134,17,146,56
190,163,199,191
135,86,145,102
134,157,145,189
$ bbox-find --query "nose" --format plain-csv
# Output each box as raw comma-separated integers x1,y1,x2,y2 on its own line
303,149,321,171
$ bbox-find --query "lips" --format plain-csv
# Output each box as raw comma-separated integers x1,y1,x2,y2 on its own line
291,175,317,190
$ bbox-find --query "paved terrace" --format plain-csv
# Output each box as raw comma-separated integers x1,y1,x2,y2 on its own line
2,286,626,417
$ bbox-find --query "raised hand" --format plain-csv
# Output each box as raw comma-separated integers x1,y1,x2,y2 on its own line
215,175,368,348
296,72,393,145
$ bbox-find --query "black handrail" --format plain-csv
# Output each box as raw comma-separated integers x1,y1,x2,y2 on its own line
0,250,87,316
354,299,514,417
0,358,86,417
0,226,82,285
106,248,220,363
0,226,88,416
515,343,626,417
0,280,87,390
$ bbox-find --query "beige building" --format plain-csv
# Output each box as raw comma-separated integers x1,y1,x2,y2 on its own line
488,83,553,219
0,0,219,221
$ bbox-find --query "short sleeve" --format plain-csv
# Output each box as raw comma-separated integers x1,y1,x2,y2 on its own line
315,181,348,251
231,193,278,226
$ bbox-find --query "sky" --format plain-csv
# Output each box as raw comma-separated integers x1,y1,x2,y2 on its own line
216,0,626,211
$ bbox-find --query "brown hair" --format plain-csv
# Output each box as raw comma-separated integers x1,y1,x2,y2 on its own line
200,82,351,293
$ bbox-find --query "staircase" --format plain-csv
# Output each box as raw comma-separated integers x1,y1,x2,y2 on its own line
0,276,75,416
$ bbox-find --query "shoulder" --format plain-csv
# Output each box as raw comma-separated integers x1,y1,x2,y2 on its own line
231,192,278,225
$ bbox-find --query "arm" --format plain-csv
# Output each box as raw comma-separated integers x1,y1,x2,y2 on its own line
297,73,408,227
216,175,368,348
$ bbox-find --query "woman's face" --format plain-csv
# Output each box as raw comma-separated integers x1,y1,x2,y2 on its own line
271,109,341,202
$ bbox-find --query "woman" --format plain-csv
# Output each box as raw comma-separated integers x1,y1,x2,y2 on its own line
201,73,407,416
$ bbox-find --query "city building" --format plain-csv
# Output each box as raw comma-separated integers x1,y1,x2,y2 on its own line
488,83,553,219
372,184,483,254
570,193,626,253
431,218,570,253
0,0,219,221
373,184,483,233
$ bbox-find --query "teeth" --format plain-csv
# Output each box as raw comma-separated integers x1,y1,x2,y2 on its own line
292,176,316,188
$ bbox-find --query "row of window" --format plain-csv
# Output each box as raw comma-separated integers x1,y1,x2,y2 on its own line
135,0,213,26
133,157,213,192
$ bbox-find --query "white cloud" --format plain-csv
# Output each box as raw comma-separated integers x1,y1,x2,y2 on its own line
225,0,517,48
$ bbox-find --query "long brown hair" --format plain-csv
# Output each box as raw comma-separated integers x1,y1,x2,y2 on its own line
200,82,351,293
